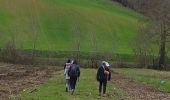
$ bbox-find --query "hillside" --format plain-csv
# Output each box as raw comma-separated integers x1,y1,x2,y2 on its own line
0,0,142,54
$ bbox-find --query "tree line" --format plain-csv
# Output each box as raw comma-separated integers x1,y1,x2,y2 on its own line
114,0,170,70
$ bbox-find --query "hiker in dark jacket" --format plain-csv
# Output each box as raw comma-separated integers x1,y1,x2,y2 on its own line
68,60,80,95
96,61,111,97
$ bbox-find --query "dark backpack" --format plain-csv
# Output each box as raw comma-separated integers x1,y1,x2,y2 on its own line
69,64,78,77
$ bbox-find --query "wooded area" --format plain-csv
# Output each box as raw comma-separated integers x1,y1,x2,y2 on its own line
114,0,170,70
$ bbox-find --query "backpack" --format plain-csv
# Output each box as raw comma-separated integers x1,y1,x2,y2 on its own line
69,64,78,77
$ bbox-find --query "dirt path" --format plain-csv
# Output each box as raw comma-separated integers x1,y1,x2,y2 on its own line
0,63,60,100
1,64,170,100
111,72,170,100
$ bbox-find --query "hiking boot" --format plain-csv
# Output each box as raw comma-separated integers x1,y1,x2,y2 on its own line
71,89,74,95
98,93,102,96
103,94,107,97
65,88,68,92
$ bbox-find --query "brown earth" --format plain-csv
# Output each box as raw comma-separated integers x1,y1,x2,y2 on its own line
0,63,60,100
111,72,170,100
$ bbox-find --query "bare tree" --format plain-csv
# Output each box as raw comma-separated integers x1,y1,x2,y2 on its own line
147,0,170,70
131,19,154,68
134,0,170,69
89,28,98,68
72,22,82,63
29,0,39,65
115,0,170,69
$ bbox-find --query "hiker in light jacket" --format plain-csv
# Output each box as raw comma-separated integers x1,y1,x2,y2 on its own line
96,61,111,97
64,59,72,92
68,60,80,95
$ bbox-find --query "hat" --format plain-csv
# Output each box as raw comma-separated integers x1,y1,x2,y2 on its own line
105,62,110,67
102,61,110,67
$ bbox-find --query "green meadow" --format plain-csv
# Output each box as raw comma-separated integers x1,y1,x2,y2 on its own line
0,0,142,54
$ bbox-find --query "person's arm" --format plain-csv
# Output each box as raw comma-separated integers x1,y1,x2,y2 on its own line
64,69,66,75
77,66,80,77
64,64,66,75
108,69,111,81
64,64,66,70
68,65,72,76
96,67,101,81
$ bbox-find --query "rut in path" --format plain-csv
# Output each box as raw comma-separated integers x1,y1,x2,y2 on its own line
111,72,170,100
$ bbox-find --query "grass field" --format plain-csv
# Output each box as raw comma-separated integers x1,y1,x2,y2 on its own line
113,68,170,92
17,69,128,100
16,68,170,100
0,0,142,54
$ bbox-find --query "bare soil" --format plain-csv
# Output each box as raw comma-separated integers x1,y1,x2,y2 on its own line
0,63,60,100
111,72,170,100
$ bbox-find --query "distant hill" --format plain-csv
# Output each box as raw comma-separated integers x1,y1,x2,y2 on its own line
0,0,142,54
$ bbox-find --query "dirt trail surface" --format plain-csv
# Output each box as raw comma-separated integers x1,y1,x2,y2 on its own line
0,63,60,100
111,71,170,100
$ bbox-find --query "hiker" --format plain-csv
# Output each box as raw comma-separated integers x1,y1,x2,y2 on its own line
96,61,111,97
64,59,72,92
68,60,80,95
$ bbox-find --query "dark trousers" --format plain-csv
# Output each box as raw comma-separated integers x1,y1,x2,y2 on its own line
70,76,77,90
99,80,107,94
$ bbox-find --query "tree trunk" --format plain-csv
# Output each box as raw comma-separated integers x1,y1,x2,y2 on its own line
158,22,166,70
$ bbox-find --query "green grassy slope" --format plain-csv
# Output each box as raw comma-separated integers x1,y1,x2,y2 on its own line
0,0,142,54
